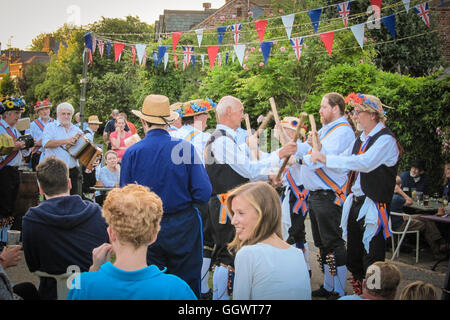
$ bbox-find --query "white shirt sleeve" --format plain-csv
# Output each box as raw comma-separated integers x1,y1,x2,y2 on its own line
233,247,254,300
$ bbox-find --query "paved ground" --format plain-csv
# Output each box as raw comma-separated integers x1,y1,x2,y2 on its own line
5,216,448,300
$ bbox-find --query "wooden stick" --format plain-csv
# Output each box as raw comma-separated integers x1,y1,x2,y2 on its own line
244,114,258,161
276,113,308,180
309,114,319,151
269,97,289,146
255,111,273,137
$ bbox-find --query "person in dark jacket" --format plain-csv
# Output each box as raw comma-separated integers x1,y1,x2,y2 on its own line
22,156,108,300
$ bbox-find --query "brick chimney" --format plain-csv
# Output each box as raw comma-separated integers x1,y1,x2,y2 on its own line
42,35,55,53
203,2,212,10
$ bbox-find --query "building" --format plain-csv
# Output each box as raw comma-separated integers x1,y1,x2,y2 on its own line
0,50,50,79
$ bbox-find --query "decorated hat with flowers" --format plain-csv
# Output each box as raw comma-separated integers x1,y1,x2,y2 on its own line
280,115,308,139
173,98,217,118
34,98,53,112
0,97,26,114
345,92,387,122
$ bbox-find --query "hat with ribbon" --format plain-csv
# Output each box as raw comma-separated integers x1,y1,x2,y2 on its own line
132,94,179,125
88,115,102,124
345,93,387,122
280,115,307,139
0,97,26,114
173,98,217,118
34,98,52,112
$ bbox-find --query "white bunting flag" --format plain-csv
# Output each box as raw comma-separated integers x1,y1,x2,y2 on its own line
135,44,147,65
195,29,204,48
402,0,410,13
234,44,246,67
164,52,169,70
281,14,296,40
350,23,365,49
201,54,205,67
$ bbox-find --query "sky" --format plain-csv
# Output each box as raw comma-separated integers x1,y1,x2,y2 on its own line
1,0,226,51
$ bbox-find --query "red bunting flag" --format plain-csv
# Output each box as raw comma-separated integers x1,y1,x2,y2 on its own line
131,46,136,65
207,46,220,69
254,19,268,43
114,42,125,62
172,32,183,52
370,0,382,19
320,32,334,57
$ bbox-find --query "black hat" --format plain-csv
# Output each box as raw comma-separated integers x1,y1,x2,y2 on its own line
411,160,426,171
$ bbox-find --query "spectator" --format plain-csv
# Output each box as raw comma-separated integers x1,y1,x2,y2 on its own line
227,181,311,300
119,112,137,135
22,156,108,299
84,115,102,143
399,281,439,300
400,159,428,196
67,184,197,300
391,176,446,260
0,245,40,300
74,112,88,131
103,109,129,150
95,150,120,206
339,261,401,300
442,162,450,201
109,116,132,162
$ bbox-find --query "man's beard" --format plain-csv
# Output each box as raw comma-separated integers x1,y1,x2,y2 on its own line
356,123,364,132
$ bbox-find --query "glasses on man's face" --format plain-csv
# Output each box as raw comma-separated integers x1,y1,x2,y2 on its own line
352,109,365,116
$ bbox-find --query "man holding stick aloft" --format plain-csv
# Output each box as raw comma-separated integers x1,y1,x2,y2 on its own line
297,93,355,299
310,93,400,296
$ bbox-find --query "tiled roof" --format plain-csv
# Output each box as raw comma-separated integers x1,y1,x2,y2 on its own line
160,9,217,33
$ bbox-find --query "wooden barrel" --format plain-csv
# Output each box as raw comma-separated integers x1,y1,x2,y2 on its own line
14,171,40,218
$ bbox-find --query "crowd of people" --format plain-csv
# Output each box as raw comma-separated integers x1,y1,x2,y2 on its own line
0,92,448,301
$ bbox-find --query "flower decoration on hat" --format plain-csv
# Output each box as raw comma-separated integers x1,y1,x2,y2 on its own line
34,98,52,111
345,92,386,115
344,92,363,105
175,98,217,118
0,97,26,114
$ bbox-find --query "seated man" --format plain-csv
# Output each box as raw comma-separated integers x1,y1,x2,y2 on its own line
67,184,197,300
22,156,109,300
339,261,401,300
391,176,446,260
400,159,428,196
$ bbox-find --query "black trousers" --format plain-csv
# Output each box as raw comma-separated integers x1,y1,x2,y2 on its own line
286,186,307,245
0,166,20,223
196,202,214,259
208,196,235,267
308,190,347,266
346,196,387,281
69,167,81,196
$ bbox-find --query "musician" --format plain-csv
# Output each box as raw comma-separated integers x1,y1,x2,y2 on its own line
120,94,212,298
0,97,31,246
171,99,216,299
29,99,53,171
296,92,355,299
41,102,83,196
84,115,102,143
204,96,297,300
310,93,400,295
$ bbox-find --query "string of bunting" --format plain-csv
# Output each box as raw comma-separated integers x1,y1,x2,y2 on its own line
83,0,434,70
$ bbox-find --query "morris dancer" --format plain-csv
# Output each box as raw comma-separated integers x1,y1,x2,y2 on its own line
204,96,297,300
167,102,183,136
310,93,401,295
297,93,355,299
29,99,53,171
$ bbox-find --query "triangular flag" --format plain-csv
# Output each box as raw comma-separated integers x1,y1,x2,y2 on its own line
230,24,242,45
402,0,410,13
289,37,304,61
195,29,204,47
217,26,227,45
414,2,431,27
192,55,196,71
106,41,112,57
207,46,220,69
97,41,105,57
153,51,158,68
92,37,97,55
164,52,169,71
234,44,246,67
201,54,205,67
320,31,334,56
157,46,167,67
135,44,147,65
84,32,93,51
142,53,147,67
350,23,365,49
281,14,295,39
260,41,273,64
337,2,351,28
381,14,396,39
370,0,382,19
114,42,125,62
172,32,182,52
183,46,194,66
308,8,322,33
255,19,268,43
131,46,137,65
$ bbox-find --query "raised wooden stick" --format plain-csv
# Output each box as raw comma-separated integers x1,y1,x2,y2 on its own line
309,114,319,151
269,97,289,146
276,113,308,180
255,111,273,137
244,114,258,160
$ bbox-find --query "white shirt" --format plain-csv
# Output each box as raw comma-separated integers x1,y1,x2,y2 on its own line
299,116,355,191
211,124,281,181
172,125,211,164
29,117,53,152
233,243,311,300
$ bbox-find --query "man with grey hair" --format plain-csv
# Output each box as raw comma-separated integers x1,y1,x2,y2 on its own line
41,102,83,195
204,95,298,300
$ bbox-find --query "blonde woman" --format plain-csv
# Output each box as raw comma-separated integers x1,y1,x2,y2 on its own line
109,116,132,161
67,184,196,300
227,181,311,300
399,281,439,300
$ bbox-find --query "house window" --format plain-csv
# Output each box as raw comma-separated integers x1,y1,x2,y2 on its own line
237,8,242,17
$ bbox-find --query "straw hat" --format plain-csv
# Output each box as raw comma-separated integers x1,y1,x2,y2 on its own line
345,93,387,122
88,115,102,124
34,98,52,112
172,98,217,118
132,94,179,125
280,115,307,139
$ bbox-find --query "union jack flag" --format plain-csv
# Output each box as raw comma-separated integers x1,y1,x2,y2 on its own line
183,46,194,66
337,1,351,28
289,37,304,62
414,2,430,27
97,40,104,57
230,24,242,45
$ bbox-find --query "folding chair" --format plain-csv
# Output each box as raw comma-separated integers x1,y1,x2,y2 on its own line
389,211,420,263
33,271,74,300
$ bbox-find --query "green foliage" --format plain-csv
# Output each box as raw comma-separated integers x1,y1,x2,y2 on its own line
0,74,16,97
16,62,48,107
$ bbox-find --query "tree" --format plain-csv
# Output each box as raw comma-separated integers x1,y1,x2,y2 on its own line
0,74,16,97
16,62,48,106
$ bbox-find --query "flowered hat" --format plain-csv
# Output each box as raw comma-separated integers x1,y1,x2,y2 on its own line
0,97,26,114
34,98,52,112
280,115,307,139
345,93,387,122
173,98,217,118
